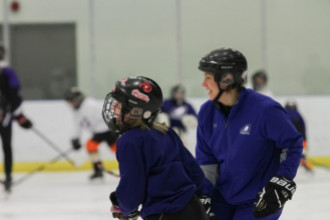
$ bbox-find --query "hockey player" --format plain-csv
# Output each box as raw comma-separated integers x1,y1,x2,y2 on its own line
284,101,313,172
64,87,118,180
196,47,303,219
161,84,197,138
252,70,273,97
0,44,33,192
102,76,207,220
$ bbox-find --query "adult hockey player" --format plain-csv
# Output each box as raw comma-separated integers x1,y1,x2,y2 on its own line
284,101,312,172
102,76,207,220
64,87,118,179
161,84,197,138
0,44,33,192
196,47,303,219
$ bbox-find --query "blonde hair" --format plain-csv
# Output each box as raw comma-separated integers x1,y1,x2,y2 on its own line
128,118,168,134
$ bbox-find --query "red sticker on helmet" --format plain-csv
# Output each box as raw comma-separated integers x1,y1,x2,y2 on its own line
131,89,150,103
120,78,128,86
139,81,152,93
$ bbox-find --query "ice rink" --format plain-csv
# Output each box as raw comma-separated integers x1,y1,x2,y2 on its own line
1,167,330,220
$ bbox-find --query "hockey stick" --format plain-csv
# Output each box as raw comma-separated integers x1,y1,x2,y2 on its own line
98,164,120,178
10,148,74,187
32,127,76,166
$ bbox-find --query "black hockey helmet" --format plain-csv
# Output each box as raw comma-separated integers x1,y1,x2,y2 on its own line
252,70,268,82
284,100,297,110
252,70,268,91
199,47,248,86
102,76,163,133
64,86,85,109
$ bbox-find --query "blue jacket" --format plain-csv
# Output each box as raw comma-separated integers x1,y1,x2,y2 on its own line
196,88,303,205
115,127,204,218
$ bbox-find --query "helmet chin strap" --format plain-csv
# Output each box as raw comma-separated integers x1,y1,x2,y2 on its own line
212,88,225,103
212,80,230,103
212,80,240,106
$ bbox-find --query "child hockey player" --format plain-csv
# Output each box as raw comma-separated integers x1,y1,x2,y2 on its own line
64,87,118,179
102,76,208,220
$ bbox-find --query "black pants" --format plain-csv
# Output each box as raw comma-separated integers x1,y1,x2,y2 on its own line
144,196,208,220
92,130,118,146
0,125,12,180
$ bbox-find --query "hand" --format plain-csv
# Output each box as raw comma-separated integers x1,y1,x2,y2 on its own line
253,176,296,218
14,113,33,129
199,194,217,220
71,138,81,150
110,192,139,220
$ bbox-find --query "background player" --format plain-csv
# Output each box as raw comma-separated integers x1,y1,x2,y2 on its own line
285,100,313,172
196,47,303,219
64,87,118,180
102,76,207,220
251,70,273,97
161,84,198,138
0,44,33,192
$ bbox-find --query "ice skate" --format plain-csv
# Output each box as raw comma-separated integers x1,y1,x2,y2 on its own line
4,178,12,193
89,170,103,180
89,162,104,180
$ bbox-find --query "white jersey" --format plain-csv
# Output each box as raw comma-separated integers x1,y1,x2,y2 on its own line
72,97,108,139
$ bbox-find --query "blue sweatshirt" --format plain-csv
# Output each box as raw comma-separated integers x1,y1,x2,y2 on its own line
196,88,303,205
115,127,205,218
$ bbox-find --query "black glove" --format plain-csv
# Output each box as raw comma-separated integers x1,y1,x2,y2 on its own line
110,192,139,220
199,194,217,220
253,176,296,218
71,138,82,150
14,113,33,129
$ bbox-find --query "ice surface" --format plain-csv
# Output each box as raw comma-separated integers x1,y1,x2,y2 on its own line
1,167,330,220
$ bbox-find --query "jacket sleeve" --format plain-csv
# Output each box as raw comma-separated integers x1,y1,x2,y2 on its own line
2,68,22,113
195,113,219,195
115,137,147,216
180,145,205,196
264,103,303,180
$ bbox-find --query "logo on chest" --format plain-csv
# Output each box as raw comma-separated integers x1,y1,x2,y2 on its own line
240,124,251,135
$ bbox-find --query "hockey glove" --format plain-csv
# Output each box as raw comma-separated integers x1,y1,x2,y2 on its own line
253,176,296,218
71,138,82,150
110,191,139,220
14,113,33,129
199,194,217,220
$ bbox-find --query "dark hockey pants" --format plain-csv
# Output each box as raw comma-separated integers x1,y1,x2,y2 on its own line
144,195,207,220
0,125,13,180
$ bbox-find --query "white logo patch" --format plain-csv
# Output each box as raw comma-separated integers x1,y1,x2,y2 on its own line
240,124,251,135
